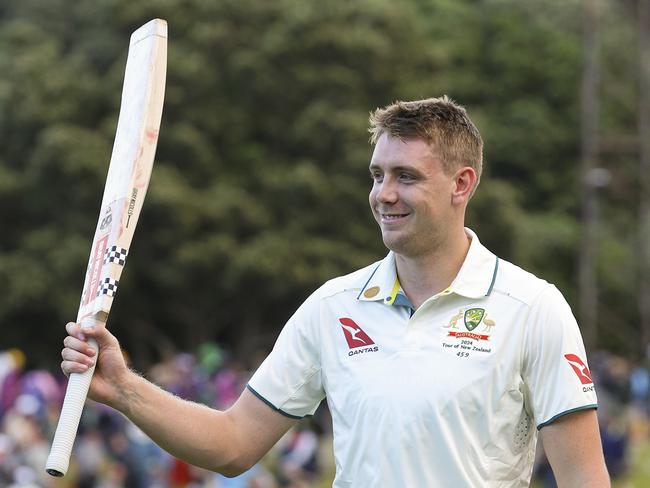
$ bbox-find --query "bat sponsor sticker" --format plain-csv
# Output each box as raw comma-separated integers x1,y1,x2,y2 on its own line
99,207,113,231
126,188,138,228
82,235,109,306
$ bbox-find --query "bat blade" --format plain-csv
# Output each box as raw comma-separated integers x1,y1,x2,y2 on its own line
45,18,167,477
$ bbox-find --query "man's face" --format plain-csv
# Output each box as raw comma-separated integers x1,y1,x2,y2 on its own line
369,134,456,257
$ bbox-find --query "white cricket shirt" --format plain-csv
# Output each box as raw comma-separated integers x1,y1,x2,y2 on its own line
248,229,597,487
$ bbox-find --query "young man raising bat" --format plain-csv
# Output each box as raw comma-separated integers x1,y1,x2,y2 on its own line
59,97,610,486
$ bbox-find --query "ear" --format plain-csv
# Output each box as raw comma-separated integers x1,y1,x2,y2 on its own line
451,167,478,206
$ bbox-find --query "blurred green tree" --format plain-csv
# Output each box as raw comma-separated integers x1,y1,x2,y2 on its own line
0,0,643,367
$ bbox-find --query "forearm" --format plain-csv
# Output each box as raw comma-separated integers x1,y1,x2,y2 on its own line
62,322,288,474
114,372,245,475
62,322,294,474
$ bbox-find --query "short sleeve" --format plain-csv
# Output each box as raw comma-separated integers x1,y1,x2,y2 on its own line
247,291,325,418
522,285,598,429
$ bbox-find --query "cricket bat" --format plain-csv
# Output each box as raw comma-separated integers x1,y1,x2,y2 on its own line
45,19,167,477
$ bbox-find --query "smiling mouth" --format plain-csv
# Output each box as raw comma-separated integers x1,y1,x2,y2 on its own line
380,213,410,221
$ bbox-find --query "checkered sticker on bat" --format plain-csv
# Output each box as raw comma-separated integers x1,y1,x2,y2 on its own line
97,278,119,297
104,246,129,266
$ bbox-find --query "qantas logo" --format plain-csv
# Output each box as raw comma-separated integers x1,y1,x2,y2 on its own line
564,354,593,385
338,318,379,356
339,318,375,348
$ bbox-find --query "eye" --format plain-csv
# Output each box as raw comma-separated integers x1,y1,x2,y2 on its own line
370,170,383,182
399,172,416,181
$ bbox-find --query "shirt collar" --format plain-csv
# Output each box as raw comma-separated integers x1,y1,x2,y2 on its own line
357,228,499,304
356,251,402,305
449,228,499,299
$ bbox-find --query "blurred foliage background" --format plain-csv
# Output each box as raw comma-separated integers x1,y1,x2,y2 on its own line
0,0,646,371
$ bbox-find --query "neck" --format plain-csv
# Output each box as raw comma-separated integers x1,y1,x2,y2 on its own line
394,227,471,309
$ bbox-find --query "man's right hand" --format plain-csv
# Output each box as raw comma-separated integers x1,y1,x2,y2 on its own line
61,321,131,409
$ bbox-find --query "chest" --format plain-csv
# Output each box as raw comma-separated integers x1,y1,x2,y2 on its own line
319,297,528,418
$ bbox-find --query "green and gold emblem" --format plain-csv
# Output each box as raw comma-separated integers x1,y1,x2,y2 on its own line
464,308,485,331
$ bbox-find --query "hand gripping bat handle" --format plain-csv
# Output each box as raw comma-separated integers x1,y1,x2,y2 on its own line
45,316,103,477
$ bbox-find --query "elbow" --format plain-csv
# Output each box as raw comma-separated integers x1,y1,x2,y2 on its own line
215,463,254,478
217,457,256,478
219,466,248,478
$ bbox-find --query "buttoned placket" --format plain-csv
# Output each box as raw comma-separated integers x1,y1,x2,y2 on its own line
402,290,445,350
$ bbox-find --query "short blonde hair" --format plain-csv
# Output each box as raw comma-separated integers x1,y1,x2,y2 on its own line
369,96,483,186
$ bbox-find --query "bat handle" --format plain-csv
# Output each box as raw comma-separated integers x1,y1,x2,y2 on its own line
45,316,103,477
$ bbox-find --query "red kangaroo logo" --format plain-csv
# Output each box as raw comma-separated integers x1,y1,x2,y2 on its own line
564,354,593,385
339,318,375,349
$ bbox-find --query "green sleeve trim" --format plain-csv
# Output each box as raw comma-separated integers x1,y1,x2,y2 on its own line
246,384,309,420
536,404,598,430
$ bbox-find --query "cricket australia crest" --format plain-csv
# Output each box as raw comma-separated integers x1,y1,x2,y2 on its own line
464,308,485,331
441,308,497,353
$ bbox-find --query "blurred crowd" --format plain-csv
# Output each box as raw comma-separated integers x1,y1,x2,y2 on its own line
1,345,648,487
0,345,330,488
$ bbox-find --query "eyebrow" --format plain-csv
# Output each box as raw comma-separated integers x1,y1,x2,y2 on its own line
368,163,421,173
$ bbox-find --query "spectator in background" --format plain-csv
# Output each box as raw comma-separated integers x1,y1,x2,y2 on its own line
599,413,629,480
278,424,320,488
630,362,650,413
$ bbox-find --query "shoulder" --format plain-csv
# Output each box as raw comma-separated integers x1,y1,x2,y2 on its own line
491,257,558,307
285,260,382,331
311,260,383,301
492,257,576,331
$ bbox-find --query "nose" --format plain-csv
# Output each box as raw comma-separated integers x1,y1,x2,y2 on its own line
375,177,398,204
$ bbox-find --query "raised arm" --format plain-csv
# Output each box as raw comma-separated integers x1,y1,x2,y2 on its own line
540,409,610,487
61,322,296,476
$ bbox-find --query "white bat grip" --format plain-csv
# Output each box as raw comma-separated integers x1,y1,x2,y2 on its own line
45,317,102,477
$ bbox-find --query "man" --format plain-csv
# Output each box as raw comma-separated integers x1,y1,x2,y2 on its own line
61,97,610,486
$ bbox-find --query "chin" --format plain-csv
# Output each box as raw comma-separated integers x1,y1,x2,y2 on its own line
383,233,433,258
382,235,410,254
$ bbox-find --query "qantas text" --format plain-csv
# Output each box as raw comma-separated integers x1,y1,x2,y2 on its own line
348,346,379,357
